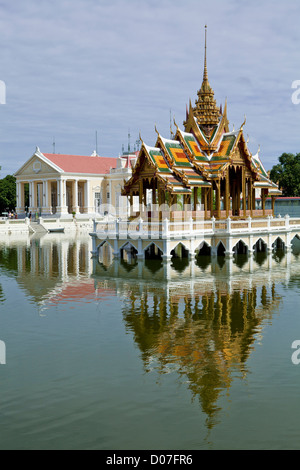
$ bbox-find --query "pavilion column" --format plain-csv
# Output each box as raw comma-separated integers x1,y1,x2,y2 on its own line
252,187,256,213
248,179,253,217
157,187,163,221
271,196,276,216
209,188,214,218
193,187,198,212
129,194,133,217
242,167,246,217
215,181,221,219
238,170,242,216
143,185,147,211
225,172,230,218
262,189,265,216
139,179,144,214
183,195,189,212
204,187,208,219
152,180,156,206
231,180,236,216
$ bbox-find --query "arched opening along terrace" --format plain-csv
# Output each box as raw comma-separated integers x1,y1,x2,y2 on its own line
217,241,226,257
272,237,285,252
253,238,268,254
291,234,300,253
196,241,211,257
233,240,248,255
144,243,163,260
170,243,190,259
120,242,138,263
97,241,114,266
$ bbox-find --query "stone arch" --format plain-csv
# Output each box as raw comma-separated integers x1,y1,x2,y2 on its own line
97,240,114,264
291,234,300,250
216,241,226,256
272,236,285,251
97,239,114,251
253,238,267,253
170,242,190,259
144,242,163,260
233,239,248,255
120,241,138,261
196,241,211,257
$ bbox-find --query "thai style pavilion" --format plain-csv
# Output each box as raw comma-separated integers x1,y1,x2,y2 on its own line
122,27,281,220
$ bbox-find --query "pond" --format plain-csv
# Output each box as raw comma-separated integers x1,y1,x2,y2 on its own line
1,232,300,450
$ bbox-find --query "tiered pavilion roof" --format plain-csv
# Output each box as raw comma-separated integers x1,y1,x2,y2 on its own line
122,27,281,220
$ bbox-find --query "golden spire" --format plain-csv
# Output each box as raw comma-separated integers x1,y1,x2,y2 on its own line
203,24,208,82
193,25,221,131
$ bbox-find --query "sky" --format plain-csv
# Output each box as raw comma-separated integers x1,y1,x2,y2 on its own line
1,0,300,176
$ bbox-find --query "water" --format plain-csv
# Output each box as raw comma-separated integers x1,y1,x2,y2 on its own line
1,233,300,450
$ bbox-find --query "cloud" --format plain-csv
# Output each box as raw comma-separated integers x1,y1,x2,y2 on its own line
1,0,300,175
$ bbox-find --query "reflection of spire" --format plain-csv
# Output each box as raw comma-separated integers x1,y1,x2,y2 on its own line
120,279,282,431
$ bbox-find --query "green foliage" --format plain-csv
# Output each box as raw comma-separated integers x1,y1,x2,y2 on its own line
270,153,300,197
0,175,16,213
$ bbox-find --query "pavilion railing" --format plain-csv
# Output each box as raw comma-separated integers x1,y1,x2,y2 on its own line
92,214,300,240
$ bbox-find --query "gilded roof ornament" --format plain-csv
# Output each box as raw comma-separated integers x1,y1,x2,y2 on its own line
139,131,144,145
193,25,221,129
240,115,247,130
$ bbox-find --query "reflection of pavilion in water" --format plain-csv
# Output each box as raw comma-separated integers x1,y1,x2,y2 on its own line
1,233,300,429
0,233,95,309
121,282,279,429
93,248,300,429
96,241,298,286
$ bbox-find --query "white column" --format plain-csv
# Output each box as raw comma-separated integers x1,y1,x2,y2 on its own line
56,180,59,207
84,180,92,214
74,179,79,213
29,182,34,211
16,182,23,214
42,180,49,215
57,178,68,215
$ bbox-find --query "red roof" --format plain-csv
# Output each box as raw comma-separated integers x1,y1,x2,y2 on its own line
45,279,115,307
43,153,117,174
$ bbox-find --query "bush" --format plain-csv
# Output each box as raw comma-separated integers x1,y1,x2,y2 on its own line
0,175,16,213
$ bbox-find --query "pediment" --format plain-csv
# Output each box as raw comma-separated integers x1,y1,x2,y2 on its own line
15,152,62,178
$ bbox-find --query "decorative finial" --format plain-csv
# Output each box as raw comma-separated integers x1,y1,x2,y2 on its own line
154,124,159,136
203,25,208,81
240,115,247,130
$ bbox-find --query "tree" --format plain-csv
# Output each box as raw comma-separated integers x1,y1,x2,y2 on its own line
270,153,300,197
0,175,16,213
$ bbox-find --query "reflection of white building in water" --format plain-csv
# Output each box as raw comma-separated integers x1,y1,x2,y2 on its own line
14,148,137,218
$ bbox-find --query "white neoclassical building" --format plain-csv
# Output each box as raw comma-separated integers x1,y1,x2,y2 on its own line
14,147,137,218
